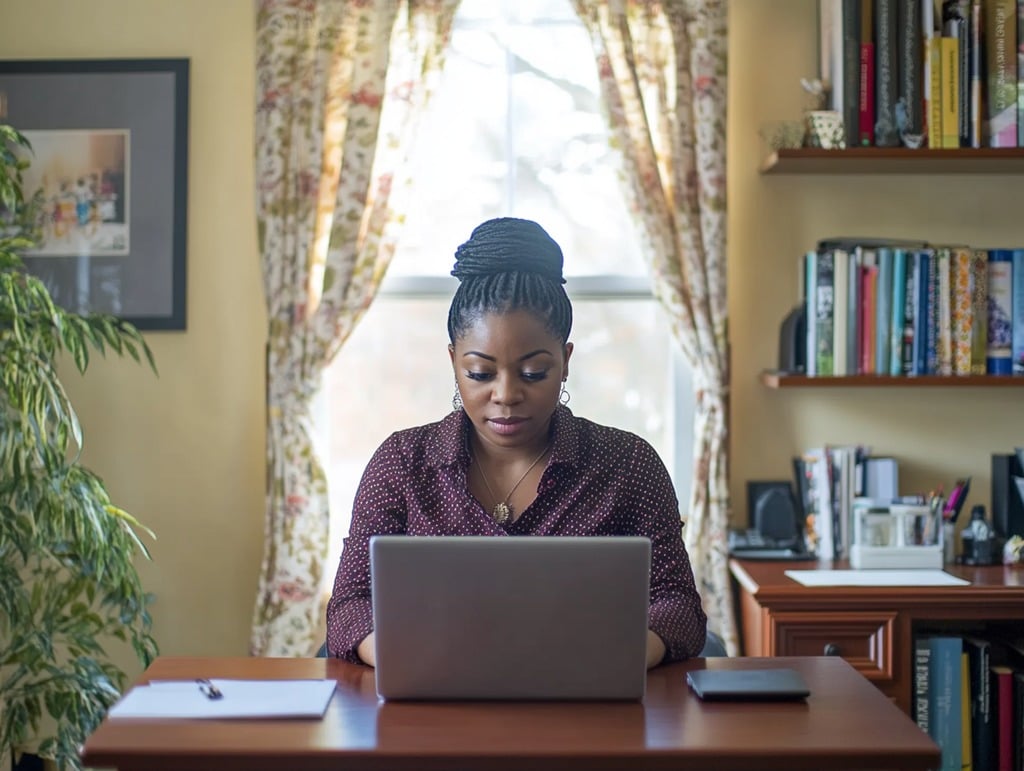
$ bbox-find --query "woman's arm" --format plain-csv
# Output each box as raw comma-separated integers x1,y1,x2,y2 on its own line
645,629,667,669
325,439,409,663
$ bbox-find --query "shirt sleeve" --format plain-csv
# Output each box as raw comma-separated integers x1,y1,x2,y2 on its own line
625,439,708,662
325,436,408,663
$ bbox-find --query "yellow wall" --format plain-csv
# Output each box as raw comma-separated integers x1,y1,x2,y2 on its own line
730,0,1024,528
2,0,1021,671
0,0,266,673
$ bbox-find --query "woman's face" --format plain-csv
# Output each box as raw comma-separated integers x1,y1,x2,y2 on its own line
449,310,572,453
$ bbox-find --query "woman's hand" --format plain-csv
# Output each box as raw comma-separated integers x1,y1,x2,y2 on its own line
357,632,376,667
645,629,667,669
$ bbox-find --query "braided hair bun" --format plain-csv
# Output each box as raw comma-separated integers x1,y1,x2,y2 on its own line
446,217,573,344
451,217,566,285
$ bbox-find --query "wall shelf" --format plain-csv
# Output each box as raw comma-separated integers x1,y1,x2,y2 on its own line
759,147,1024,175
760,371,1024,388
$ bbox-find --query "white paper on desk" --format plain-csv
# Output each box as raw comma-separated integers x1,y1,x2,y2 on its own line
107,679,336,719
784,569,970,587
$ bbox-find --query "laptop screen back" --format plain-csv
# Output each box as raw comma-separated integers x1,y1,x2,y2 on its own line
370,535,651,701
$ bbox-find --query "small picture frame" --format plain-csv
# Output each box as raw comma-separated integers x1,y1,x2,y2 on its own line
0,58,189,330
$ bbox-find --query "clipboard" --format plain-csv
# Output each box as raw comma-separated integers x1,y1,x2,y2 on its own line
107,678,337,719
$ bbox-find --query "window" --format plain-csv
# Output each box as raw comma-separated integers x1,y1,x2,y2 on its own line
318,0,694,580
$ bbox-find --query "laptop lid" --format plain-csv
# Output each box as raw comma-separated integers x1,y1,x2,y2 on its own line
370,535,651,701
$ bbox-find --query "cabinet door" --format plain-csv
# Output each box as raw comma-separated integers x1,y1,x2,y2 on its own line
767,611,897,687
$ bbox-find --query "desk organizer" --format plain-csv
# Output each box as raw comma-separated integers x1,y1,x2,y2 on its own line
849,499,943,569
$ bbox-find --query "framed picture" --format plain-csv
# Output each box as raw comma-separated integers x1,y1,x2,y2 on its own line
0,58,189,330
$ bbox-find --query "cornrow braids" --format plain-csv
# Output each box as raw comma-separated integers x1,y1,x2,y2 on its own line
447,217,573,344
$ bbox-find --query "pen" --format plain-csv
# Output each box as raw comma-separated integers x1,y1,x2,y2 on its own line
197,678,223,700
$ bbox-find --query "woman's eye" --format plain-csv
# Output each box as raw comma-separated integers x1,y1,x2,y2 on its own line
522,371,548,382
465,371,493,381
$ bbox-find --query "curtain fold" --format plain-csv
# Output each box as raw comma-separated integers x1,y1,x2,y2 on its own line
573,0,734,654
251,0,459,657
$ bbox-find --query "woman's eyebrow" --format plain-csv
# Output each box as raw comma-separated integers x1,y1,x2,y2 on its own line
461,349,553,362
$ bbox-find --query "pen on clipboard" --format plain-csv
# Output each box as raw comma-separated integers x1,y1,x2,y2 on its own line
197,678,223,700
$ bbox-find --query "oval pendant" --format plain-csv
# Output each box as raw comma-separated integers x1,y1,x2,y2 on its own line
492,502,512,525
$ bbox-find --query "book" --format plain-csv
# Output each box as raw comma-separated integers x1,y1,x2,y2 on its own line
875,247,893,372
987,249,1014,374
929,34,945,147
962,636,994,771
924,0,940,147
858,0,875,145
960,651,972,771
940,35,961,148
842,0,862,149
935,247,953,375
928,635,963,771
805,251,819,377
815,251,836,376
897,0,925,147
970,249,989,374
968,0,983,147
874,0,900,146
942,1,970,146
985,0,1018,147
951,246,975,375
914,634,932,735
834,248,850,376
1013,248,1024,374
991,664,1015,771
1019,0,1024,146
890,247,908,375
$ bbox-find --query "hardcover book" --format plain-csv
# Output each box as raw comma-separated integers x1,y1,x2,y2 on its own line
986,249,1014,375
897,0,924,146
985,0,1018,147
874,0,900,146
928,635,963,771
1012,249,1024,375
950,246,974,375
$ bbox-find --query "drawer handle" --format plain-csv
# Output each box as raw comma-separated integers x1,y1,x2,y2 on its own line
823,643,841,657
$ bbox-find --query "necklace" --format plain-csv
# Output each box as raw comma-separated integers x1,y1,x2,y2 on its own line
475,445,549,525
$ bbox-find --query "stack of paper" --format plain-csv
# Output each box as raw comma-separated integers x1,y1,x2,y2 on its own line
107,679,337,719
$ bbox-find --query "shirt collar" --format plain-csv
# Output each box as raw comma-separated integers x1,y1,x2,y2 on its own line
428,405,581,470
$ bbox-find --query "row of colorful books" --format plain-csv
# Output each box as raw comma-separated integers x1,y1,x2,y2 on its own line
818,0,1024,150
802,237,1024,377
913,632,1024,771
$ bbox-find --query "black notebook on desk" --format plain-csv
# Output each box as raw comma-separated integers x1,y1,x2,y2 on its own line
686,668,810,702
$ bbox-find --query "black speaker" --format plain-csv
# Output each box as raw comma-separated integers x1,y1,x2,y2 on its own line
992,452,1024,540
777,303,806,374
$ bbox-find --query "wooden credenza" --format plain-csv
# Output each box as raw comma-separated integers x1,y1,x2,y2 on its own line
729,558,1024,714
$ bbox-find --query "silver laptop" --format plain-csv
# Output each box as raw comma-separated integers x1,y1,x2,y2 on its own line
370,535,651,701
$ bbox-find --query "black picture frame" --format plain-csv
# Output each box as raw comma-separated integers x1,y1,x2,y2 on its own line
0,58,189,330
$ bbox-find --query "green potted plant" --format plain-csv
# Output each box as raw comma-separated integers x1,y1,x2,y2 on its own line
0,124,159,770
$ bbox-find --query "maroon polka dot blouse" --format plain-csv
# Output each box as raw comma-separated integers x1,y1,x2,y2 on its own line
326,405,708,663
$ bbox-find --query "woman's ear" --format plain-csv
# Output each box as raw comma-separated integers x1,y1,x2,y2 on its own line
562,342,574,381
448,343,457,370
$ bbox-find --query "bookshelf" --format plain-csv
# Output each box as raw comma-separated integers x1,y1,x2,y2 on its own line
760,147,1024,174
760,371,1024,388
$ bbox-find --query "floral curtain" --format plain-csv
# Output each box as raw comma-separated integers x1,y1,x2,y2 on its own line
251,0,459,657
573,0,734,654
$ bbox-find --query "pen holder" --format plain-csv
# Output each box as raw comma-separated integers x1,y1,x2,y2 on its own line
849,500,944,569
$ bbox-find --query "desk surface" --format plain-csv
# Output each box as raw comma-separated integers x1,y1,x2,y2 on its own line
81,655,938,771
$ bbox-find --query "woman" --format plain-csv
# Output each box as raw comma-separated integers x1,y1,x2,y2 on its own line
326,217,707,667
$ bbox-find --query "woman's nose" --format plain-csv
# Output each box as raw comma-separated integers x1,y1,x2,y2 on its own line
491,373,522,404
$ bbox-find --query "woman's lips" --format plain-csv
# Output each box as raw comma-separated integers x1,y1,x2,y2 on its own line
488,417,526,436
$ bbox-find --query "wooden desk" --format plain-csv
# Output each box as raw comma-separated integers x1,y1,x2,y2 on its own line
730,558,1024,713
81,655,938,771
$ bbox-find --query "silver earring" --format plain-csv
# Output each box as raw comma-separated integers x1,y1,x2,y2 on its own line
559,382,570,405
452,384,463,411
